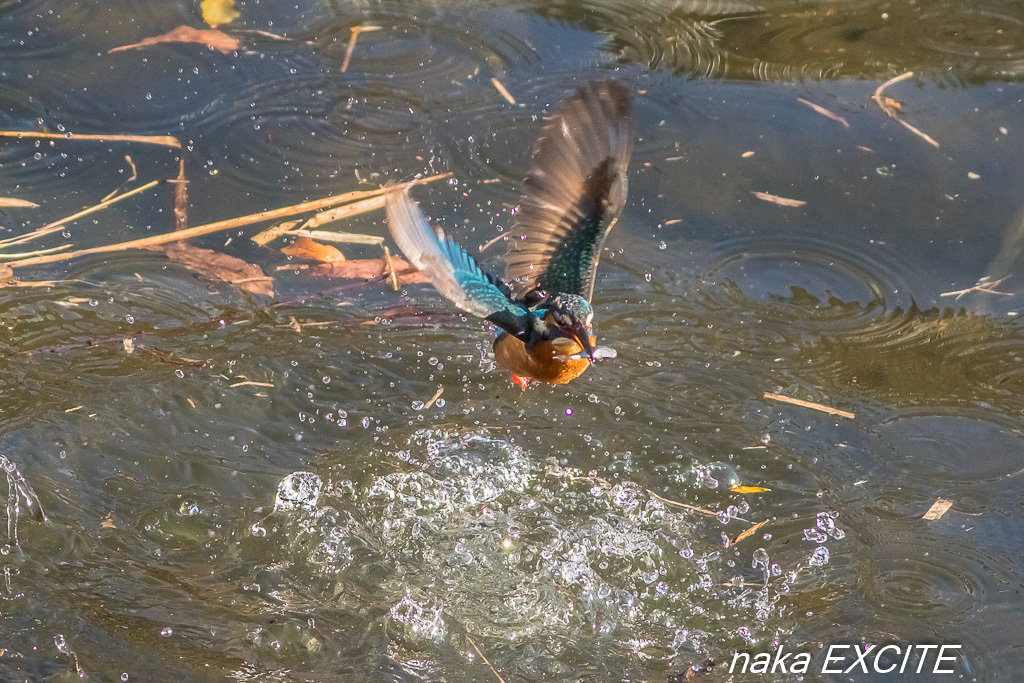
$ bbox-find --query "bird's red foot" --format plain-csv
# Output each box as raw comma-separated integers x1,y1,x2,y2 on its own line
510,373,531,390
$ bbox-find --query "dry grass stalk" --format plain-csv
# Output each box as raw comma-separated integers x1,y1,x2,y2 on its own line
872,71,939,148
796,97,849,128
423,387,444,409
491,78,516,105
252,220,302,247
0,180,161,251
382,245,400,291
0,198,39,208
477,232,506,253
0,244,73,259
299,194,387,229
6,173,450,269
730,518,769,546
466,636,507,683
0,130,181,148
764,392,854,419
340,25,382,73
284,229,385,245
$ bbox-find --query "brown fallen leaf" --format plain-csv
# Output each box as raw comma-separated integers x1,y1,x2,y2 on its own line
281,236,345,263
0,197,39,208
730,485,771,494
752,191,806,208
108,26,241,55
0,264,15,285
147,242,273,296
312,257,429,285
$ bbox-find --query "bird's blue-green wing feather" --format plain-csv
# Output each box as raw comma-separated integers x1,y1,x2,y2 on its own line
386,188,531,337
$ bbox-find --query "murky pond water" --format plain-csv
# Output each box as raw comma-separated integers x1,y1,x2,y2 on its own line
1,0,1024,680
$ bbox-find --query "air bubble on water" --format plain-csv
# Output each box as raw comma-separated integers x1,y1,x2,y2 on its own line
644,273,652,282
322,376,331,384
88,299,98,307
808,546,830,567
160,627,173,636
588,394,599,403
716,510,730,524
658,241,667,250
412,401,425,411
122,674,129,681
125,315,134,323
361,417,371,428
274,471,322,512
803,528,827,543
174,369,185,379
751,547,769,570
145,92,153,100
436,398,446,407
54,634,70,653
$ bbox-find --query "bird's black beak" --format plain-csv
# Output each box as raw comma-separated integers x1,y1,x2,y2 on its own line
570,322,597,361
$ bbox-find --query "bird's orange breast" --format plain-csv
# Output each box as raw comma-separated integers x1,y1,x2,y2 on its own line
492,332,593,384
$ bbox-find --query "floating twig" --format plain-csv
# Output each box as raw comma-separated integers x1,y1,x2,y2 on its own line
382,245,400,291
5,173,450,269
229,381,275,388
0,180,161,251
298,194,388,229
764,392,855,419
491,78,516,105
0,198,39,208
939,276,1013,301
467,636,507,683
477,232,507,253
872,71,939,148
729,518,769,547
423,387,444,410
284,229,385,245
796,97,849,128
340,25,382,73
0,130,181,148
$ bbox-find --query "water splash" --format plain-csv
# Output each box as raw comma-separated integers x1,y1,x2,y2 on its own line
0,455,45,553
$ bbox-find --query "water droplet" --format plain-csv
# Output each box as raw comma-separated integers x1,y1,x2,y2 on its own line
160,627,173,637
174,369,185,379
808,546,830,567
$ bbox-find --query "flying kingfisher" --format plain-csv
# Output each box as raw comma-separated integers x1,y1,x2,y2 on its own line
385,81,633,388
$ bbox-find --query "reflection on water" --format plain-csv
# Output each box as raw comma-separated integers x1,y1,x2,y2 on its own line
0,0,1024,680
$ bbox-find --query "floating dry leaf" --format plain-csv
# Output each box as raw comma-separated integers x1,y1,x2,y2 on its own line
730,518,769,546
281,236,346,263
730,485,771,494
201,0,240,28
0,197,39,208
752,191,806,208
923,498,953,520
0,264,15,285
109,26,241,55
149,242,273,296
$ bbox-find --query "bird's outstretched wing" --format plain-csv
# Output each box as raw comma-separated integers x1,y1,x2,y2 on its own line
386,187,531,338
504,80,634,300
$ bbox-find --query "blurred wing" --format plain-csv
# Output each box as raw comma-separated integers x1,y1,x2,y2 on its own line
386,188,531,337
505,80,634,300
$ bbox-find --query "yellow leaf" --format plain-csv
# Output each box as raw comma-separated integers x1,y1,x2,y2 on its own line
201,0,240,28
730,485,771,494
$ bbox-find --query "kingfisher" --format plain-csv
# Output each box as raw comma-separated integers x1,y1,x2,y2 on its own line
385,81,633,388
